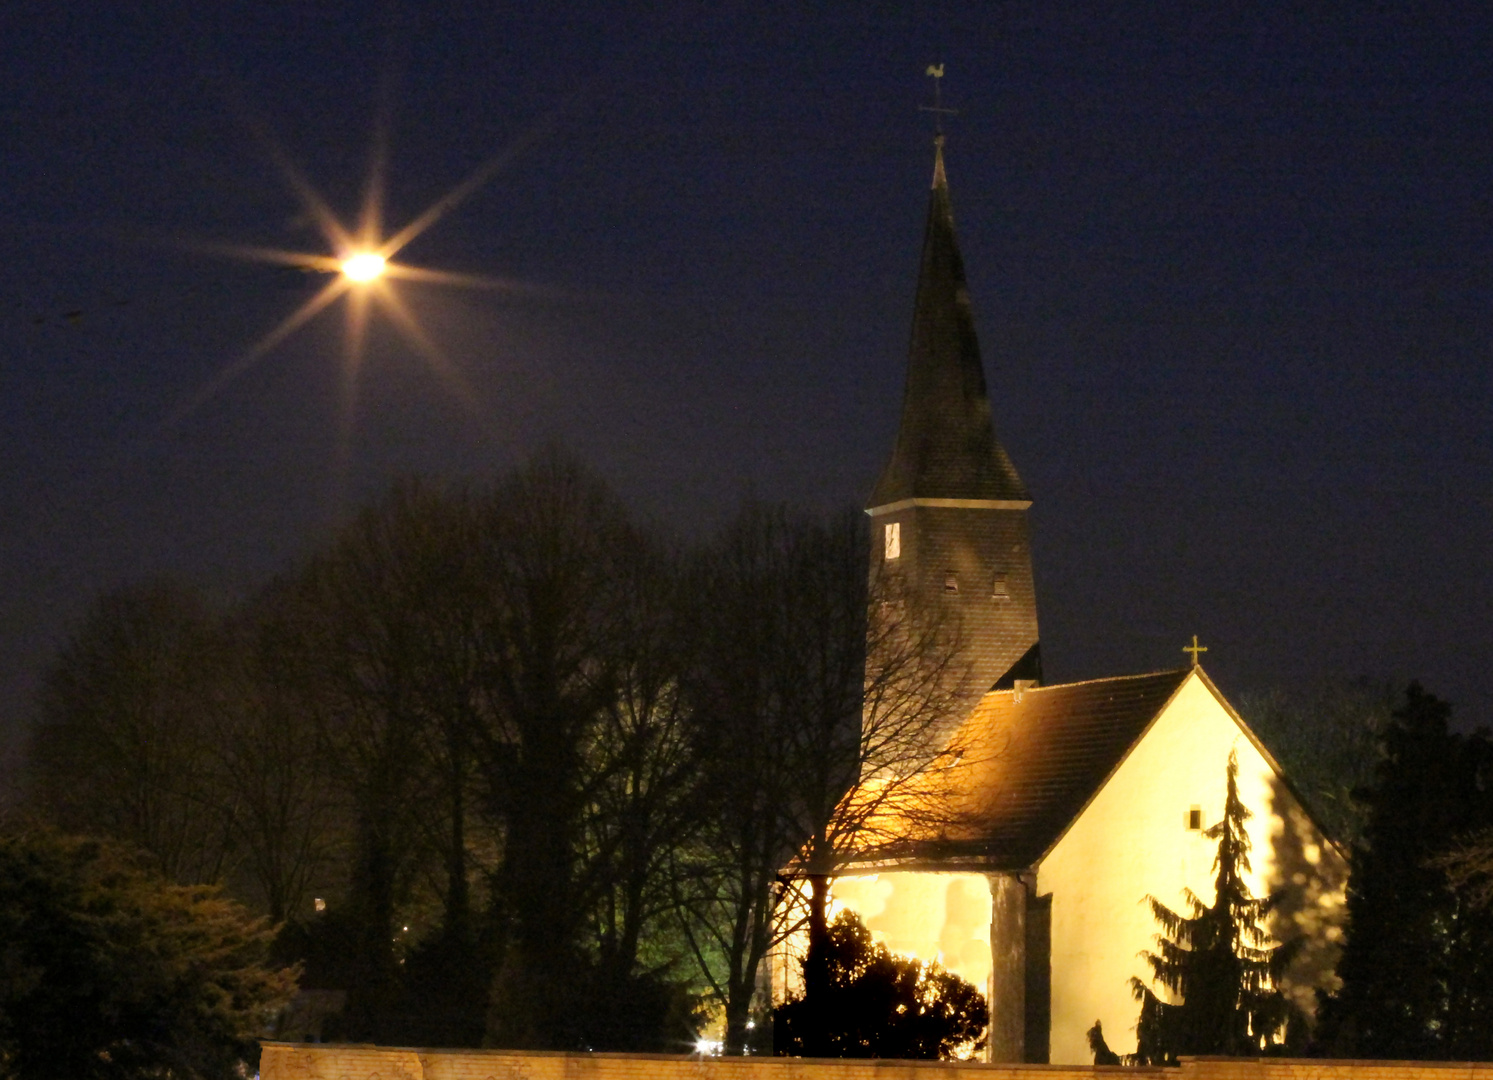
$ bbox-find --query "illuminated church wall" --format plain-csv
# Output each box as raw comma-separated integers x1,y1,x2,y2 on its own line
1035,675,1347,1065
814,674,1347,1066
829,871,994,996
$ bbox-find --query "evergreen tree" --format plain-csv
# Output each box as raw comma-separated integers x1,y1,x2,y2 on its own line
0,828,297,1080
1086,1020,1123,1065
1318,683,1493,1059
1129,751,1295,1064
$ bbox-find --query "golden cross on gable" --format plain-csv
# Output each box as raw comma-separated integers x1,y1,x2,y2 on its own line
1183,635,1208,668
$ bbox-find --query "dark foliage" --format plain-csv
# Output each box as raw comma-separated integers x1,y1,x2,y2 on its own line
0,828,297,1080
1086,1020,1122,1065
1316,683,1493,1059
27,454,948,1055
1129,751,1296,1064
552,962,704,1053
389,922,494,1047
27,582,236,886
672,504,962,1054
773,910,986,1060
1239,678,1392,848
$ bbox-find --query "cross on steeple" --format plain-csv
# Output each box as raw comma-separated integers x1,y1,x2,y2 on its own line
920,64,959,134
1183,635,1208,668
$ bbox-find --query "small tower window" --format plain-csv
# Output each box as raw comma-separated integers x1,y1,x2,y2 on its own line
944,572,959,593
991,573,1009,598
884,522,901,560
1187,806,1203,831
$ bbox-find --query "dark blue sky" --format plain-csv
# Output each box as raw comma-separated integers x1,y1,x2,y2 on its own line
2,3,1490,783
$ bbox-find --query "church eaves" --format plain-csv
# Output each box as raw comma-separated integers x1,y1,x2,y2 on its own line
868,137,1029,510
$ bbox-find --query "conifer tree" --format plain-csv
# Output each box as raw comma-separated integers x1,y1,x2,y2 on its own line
0,828,297,1080
1129,751,1295,1064
1319,682,1493,1059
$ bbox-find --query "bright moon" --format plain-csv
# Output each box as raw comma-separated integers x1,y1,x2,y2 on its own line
169,120,537,430
341,251,386,282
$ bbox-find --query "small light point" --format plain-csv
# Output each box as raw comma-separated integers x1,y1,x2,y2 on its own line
341,251,387,282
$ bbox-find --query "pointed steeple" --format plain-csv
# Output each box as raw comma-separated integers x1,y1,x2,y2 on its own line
865,135,1042,710
868,137,1028,510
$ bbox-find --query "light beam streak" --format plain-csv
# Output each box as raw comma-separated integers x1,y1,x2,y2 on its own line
378,106,564,257
375,283,479,412
382,263,569,298
164,276,350,429
334,284,374,488
165,237,343,272
248,119,357,255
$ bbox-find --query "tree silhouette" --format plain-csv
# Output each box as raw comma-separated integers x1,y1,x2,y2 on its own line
1238,678,1391,848
1130,750,1295,1064
1318,683,1493,1059
27,581,238,886
673,503,963,1054
0,828,296,1080
21,457,971,1055
773,910,986,1059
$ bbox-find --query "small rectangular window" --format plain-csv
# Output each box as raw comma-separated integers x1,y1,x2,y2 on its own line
1187,806,1203,831
944,572,959,593
991,573,1009,598
884,522,901,560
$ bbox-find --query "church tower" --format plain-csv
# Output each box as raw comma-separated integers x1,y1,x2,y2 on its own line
868,136,1041,717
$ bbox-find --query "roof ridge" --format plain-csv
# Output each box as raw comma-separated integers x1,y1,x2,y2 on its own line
983,666,1192,698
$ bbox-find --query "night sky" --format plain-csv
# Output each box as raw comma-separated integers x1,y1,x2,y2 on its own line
3,3,1490,788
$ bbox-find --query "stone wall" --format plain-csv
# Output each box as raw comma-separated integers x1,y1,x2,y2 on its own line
259,1045,1493,1080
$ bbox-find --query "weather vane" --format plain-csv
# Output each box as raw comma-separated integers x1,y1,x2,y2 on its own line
920,64,959,135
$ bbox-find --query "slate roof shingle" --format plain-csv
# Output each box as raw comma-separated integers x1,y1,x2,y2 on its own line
868,138,1029,509
860,668,1194,871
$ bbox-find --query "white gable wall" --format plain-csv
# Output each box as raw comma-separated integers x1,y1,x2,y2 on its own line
1037,671,1321,1064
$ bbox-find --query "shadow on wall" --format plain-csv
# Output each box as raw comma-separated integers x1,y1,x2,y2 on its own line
1267,773,1349,1024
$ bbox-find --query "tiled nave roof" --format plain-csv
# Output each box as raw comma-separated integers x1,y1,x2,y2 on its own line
857,668,1194,870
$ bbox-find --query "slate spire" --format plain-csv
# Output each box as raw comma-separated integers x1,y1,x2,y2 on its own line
868,136,1028,510
866,134,1041,708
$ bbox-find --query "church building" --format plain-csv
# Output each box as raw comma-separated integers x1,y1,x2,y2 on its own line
808,137,1348,1065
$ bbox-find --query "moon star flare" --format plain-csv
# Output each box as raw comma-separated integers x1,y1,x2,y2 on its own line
166,119,550,433
340,252,387,283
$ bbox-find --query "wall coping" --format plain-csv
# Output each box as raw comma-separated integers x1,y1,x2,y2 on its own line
261,1043,1163,1069
260,1044,1493,1077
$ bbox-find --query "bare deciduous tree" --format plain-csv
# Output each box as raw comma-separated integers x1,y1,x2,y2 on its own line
676,503,966,1054
286,480,477,1036
585,542,702,995
470,449,646,1048
27,581,238,886
216,588,345,925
